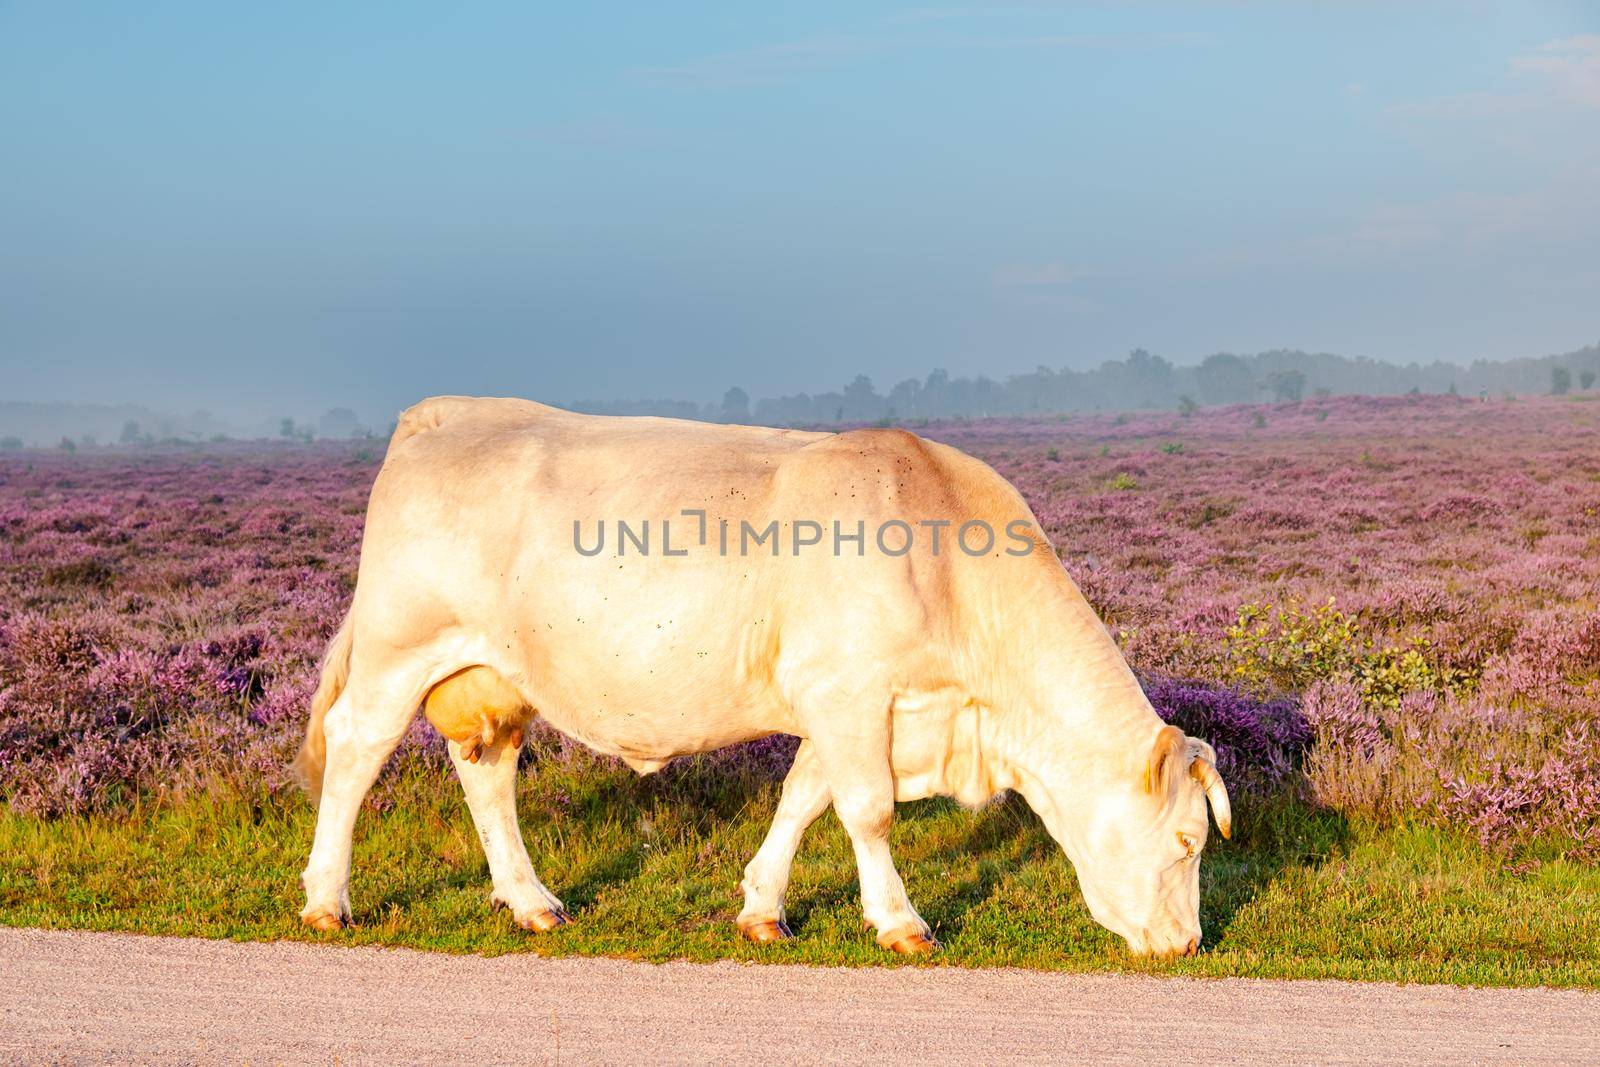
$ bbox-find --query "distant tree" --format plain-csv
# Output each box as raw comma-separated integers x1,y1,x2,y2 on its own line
1266,369,1307,403
58,436,77,453
1448,381,1458,395
888,378,922,418
119,420,144,445
1177,394,1197,418
719,387,750,423
922,368,951,417
1581,370,1597,391
0,436,22,450
1551,366,1572,395
1125,349,1175,405
280,417,298,439
1195,353,1253,406
841,375,883,421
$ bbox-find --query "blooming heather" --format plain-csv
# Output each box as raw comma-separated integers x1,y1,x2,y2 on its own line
1,396,1597,859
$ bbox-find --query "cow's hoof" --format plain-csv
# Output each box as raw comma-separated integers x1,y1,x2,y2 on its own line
887,932,941,955
516,907,571,933
738,919,794,944
302,910,351,933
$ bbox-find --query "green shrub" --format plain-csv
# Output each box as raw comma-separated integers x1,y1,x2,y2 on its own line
1223,598,1473,708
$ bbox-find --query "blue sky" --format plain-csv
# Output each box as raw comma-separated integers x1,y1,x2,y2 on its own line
2,2,1598,421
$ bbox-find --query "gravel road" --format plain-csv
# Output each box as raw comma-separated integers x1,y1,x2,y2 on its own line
0,927,1594,1065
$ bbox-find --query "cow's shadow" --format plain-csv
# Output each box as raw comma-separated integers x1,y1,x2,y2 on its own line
1198,797,1351,947
533,738,801,912
825,784,1348,953
472,736,1348,955
771,795,1045,943
890,796,1053,945
902,788,1351,951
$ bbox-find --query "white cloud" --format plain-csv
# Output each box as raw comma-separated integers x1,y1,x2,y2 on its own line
1511,34,1600,109
1391,35,1600,117
1316,163,1600,259
1387,90,1536,119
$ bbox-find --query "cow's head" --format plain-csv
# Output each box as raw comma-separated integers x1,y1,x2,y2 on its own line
1060,724,1232,958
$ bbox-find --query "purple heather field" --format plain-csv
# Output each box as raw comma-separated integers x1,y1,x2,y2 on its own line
1,395,1597,861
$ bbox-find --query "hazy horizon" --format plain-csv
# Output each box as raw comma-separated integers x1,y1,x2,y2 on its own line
4,3,1598,427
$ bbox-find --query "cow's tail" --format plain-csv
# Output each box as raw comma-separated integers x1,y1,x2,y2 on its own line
292,611,355,807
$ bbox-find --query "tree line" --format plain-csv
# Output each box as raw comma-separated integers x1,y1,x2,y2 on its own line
7,343,1599,449
571,343,1600,426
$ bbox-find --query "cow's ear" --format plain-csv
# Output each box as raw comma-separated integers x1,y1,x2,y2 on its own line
1143,724,1187,799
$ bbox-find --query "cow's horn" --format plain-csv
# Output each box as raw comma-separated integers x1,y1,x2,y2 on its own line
1190,758,1232,840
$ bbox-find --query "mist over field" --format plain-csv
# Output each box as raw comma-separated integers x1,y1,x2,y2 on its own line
6,341,1600,448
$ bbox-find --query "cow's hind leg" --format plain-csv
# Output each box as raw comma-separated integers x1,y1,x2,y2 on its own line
737,740,830,943
447,735,569,932
300,663,423,929
801,690,937,955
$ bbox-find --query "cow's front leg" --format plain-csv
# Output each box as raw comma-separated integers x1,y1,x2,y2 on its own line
806,706,937,955
447,735,569,932
737,740,830,942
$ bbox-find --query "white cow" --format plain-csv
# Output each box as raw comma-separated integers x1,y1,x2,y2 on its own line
294,396,1231,957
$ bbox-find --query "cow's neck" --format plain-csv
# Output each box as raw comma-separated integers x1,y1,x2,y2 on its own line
979,560,1163,858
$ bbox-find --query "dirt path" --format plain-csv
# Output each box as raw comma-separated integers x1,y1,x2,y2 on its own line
0,927,1594,1065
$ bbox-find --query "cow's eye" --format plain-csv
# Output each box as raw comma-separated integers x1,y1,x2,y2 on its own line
1176,831,1198,857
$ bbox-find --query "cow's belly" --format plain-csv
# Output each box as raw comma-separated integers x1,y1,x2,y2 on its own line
529,664,791,766
483,556,799,764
